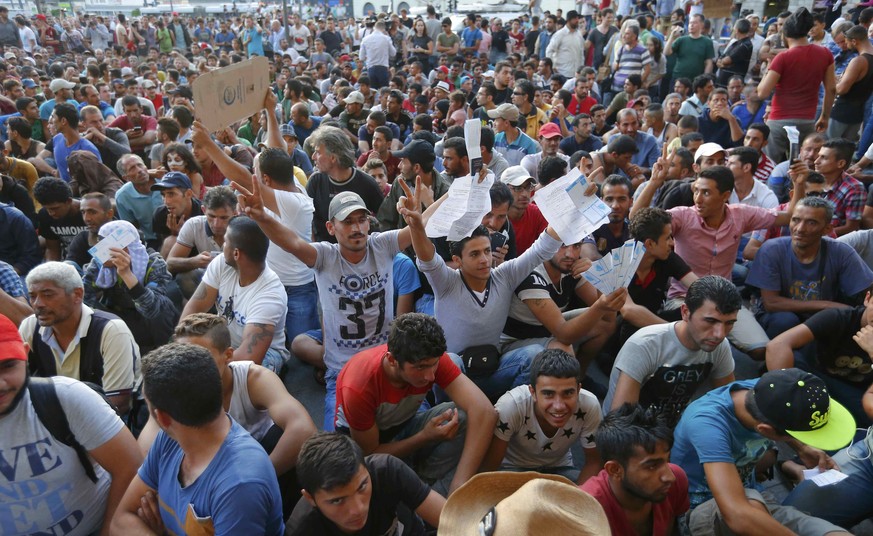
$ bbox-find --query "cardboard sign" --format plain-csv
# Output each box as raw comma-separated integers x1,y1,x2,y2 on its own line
192,56,271,132
703,0,733,19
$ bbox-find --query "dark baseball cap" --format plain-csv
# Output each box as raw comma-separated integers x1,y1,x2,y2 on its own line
169,86,193,99
151,171,193,191
752,368,856,451
392,139,435,167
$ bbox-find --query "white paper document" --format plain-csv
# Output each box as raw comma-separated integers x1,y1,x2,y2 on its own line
465,119,483,175
88,225,140,266
802,468,849,487
425,172,495,241
536,170,611,245
582,239,646,295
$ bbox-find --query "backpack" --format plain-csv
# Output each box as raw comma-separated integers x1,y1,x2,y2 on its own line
28,377,113,483
28,309,118,385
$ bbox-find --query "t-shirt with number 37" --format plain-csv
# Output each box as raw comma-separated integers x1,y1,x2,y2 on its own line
313,230,402,372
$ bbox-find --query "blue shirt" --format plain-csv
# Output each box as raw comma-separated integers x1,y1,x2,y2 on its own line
0,204,40,275
290,116,321,144
243,27,265,57
494,129,541,166
460,27,483,49
39,98,56,121
114,182,163,241
52,133,101,183
697,107,739,149
732,101,767,130
139,418,284,535
77,100,115,119
672,380,771,509
631,131,660,169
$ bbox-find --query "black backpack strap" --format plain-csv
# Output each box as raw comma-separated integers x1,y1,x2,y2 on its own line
79,310,118,387
28,377,99,484
28,321,57,378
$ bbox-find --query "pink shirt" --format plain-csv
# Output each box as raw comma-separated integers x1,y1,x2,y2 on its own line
668,204,776,298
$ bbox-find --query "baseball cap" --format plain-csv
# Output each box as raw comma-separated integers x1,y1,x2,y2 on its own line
694,142,726,162
3,52,14,60
0,314,26,362
111,78,124,87
328,191,369,221
344,91,365,105
280,123,297,138
169,86,193,99
487,103,521,122
438,65,449,74
483,70,495,78
752,368,856,451
501,165,535,187
49,78,76,93
459,76,471,86
339,54,351,62
435,80,450,93
21,78,36,89
539,122,562,139
121,67,134,77
150,171,193,191
439,472,610,536
392,139,435,166
142,79,156,89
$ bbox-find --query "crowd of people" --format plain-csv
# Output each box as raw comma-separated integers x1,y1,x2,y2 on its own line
7,1,873,535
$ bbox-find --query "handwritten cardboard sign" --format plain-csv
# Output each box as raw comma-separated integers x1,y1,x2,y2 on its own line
192,56,271,132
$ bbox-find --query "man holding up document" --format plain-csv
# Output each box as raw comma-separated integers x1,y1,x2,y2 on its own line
631,157,811,361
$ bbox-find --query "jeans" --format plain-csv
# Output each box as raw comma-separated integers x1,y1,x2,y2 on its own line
856,93,873,160
393,401,467,496
756,311,802,339
368,65,389,89
783,429,873,529
324,367,340,431
828,117,862,142
447,343,542,401
261,347,289,375
765,118,816,162
285,280,319,344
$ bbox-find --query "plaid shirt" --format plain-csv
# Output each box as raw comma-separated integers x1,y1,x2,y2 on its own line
0,261,24,298
825,173,866,227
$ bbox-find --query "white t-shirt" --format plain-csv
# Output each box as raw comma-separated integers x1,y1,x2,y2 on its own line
265,187,315,287
288,25,311,52
202,255,289,360
0,377,124,536
494,385,601,469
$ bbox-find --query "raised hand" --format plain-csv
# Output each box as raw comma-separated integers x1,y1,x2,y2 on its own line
397,175,424,229
264,86,278,111
231,176,266,221
191,120,212,148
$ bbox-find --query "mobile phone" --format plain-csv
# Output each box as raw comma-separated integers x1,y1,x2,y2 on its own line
134,126,142,131
789,142,799,163
490,231,508,251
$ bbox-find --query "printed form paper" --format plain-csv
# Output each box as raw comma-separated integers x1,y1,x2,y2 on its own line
88,225,140,266
536,169,611,245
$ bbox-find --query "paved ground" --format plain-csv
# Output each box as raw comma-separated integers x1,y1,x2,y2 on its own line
282,347,873,533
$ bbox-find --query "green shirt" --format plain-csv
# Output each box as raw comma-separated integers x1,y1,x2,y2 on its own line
31,119,45,143
671,35,715,81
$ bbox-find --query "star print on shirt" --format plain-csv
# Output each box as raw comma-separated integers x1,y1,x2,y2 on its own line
497,421,510,433
525,430,536,440
523,415,530,423
585,434,596,444
562,427,574,438
575,409,586,420
542,442,553,451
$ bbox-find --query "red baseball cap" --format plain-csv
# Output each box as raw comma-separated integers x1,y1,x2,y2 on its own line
0,314,26,362
539,122,563,139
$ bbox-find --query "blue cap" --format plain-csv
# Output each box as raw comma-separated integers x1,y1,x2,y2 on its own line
21,78,36,89
151,171,193,191
459,76,471,86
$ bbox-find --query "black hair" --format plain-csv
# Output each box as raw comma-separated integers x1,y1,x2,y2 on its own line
33,176,73,205
529,349,580,385
783,7,814,39
7,116,31,139
555,89,573,108
449,224,490,257
141,343,223,427
697,165,734,194
120,94,141,109
480,127,495,153
387,313,448,365
297,432,366,494
603,174,633,192
630,207,672,243
226,215,270,264
607,134,639,156
686,275,742,315
730,146,760,175
823,138,856,169
489,182,513,208
538,155,568,186
596,404,674,467
81,192,112,212
735,18,751,34
626,74,642,89
515,79,535,103
203,185,238,212
691,74,711,94
258,147,295,186
679,130,702,145
171,105,194,128
53,102,79,128
162,143,201,174
443,136,468,159
747,122,770,139
374,125,393,143
15,96,34,113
